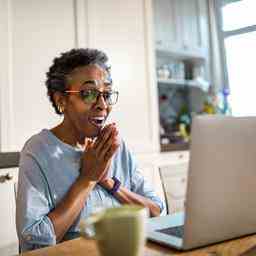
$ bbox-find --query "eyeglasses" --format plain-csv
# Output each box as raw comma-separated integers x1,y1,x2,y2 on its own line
64,89,119,106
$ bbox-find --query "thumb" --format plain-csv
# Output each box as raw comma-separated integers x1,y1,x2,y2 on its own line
85,138,93,150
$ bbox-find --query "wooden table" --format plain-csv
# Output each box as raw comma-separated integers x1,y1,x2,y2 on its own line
19,235,256,256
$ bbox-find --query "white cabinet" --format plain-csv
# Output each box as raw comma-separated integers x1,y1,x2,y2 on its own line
85,0,159,154
154,0,210,58
159,163,188,214
0,168,18,256
137,162,167,215
136,151,189,215
0,0,75,152
153,0,181,51
0,0,159,155
157,152,189,214
180,0,210,57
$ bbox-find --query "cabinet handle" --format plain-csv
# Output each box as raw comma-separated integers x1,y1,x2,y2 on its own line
0,173,13,183
181,178,186,183
156,40,162,45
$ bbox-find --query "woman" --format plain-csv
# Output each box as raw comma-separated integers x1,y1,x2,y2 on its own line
16,48,164,252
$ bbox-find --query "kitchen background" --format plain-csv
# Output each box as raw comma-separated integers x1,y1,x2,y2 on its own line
154,0,256,151
0,0,255,255
154,0,228,151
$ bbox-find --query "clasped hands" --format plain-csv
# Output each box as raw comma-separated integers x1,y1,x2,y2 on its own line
79,123,120,188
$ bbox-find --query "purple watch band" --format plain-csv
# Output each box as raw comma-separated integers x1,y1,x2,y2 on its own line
109,176,121,195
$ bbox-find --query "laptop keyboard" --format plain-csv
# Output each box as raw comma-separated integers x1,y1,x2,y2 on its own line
156,225,184,238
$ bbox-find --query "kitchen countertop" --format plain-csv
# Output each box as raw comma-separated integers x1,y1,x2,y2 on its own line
161,142,189,152
0,152,19,169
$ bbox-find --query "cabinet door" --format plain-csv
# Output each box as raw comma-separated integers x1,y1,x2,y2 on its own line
153,0,181,51
0,168,18,256
137,162,167,215
87,0,159,153
181,0,209,56
159,163,188,214
154,0,210,58
0,0,75,151
0,0,159,154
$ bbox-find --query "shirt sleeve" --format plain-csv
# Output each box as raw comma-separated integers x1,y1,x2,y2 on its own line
16,153,56,252
122,143,164,214
130,167,165,214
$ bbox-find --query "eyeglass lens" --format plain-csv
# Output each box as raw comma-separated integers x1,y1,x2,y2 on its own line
81,90,118,105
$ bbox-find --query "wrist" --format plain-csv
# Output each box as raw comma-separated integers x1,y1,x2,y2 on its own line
108,176,121,196
100,178,114,190
77,176,96,189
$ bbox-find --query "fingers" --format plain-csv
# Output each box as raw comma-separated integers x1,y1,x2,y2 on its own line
83,122,120,169
80,124,120,182
103,140,120,161
95,123,116,153
93,123,113,150
102,131,120,160
100,128,119,160
85,138,93,151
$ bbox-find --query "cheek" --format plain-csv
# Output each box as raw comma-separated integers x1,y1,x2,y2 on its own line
68,111,88,131
107,106,112,114
69,110,96,137
76,112,89,125
66,101,91,126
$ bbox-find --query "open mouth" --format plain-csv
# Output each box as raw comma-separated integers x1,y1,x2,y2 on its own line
88,116,106,128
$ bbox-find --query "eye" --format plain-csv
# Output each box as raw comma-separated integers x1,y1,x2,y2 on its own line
81,90,98,102
104,80,112,87
103,91,112,99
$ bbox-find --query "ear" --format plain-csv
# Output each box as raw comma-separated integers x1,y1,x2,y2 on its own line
53,91,67,109
53,92,66,114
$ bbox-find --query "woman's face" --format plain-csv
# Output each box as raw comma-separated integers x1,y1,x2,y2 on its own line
62,64,113,139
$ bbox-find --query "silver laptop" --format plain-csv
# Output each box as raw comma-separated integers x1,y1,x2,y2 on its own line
147,115,256,250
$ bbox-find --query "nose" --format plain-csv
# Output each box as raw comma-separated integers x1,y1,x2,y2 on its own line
95,94,108,110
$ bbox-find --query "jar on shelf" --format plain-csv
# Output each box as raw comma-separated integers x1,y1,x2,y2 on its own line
157,67,165,79
162,65,170,79
177,62,185,80
193,65,205,80
157,65,170,79
157,65,169,80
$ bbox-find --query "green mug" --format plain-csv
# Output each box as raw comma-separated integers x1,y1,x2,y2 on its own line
80,205,148,256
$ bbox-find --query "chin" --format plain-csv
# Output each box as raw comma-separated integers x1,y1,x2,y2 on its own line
83,127,101,139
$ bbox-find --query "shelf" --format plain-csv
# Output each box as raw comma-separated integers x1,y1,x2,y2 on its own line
0,152,20,169
157,78,210,92
161,142,189,152
156,49,206,63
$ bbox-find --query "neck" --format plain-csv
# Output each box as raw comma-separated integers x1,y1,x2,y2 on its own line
51,120,86,148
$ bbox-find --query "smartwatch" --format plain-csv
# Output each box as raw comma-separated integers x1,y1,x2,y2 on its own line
108,176,121,195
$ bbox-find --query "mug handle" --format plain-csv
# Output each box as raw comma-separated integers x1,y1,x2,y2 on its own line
79,211,105,239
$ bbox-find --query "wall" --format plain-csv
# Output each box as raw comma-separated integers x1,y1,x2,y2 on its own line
0,0,160,155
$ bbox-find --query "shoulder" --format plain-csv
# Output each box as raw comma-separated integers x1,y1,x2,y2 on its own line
20,129,58,167
19,129,67,184
21,129,53,156
18,130,54,186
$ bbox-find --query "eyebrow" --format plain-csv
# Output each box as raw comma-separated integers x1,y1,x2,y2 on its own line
80,82,112,92
82,79,112,86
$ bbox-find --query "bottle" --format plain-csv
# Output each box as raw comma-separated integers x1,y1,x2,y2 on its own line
157,67,164,79
222,87,232,115
162,65,170,80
